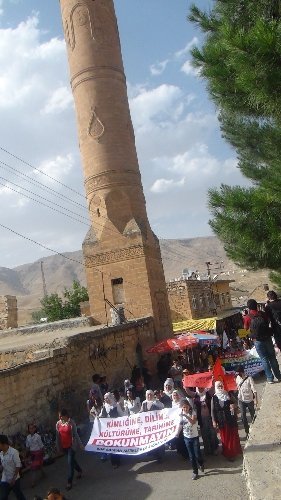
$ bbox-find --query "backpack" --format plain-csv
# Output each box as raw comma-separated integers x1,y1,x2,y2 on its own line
249,313,271,341
272,309,281,327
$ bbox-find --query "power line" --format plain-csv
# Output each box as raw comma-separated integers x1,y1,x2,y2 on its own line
0,145,196,260
0,145,197,274
0,146,85,198
0,222,155,317
0,159,88,213
0,180,89,226
0,175,89,222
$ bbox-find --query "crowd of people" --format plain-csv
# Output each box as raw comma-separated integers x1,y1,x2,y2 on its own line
1,291,281,497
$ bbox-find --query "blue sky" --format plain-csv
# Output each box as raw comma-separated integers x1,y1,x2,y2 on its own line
0,0,245,268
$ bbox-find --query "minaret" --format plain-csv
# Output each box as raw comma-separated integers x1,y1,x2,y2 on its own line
59,0,171,338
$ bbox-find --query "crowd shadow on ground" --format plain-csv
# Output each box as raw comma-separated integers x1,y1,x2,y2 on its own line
22,446,245,500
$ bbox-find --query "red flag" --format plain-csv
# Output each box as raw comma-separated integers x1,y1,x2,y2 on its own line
213,358,236,391
213,358,225,381
183,371,212,389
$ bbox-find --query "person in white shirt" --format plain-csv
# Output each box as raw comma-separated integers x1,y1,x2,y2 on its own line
0,434,26,500
236,366,257,436
177,399,204,480
124,389,141,415
25,424,44,487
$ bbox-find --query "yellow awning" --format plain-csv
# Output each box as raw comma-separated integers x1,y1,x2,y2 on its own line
173,317,217,333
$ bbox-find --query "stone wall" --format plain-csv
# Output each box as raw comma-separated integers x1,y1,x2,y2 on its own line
0,317,156,435
0,295,17,330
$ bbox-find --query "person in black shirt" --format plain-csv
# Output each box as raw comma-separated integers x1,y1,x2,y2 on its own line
265,290,281,350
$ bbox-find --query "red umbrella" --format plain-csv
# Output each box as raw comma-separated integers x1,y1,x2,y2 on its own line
147,336,198,354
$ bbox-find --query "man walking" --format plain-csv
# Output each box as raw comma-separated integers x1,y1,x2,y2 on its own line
265,290,281,350
0,435,26,500
244,299,281,383
236,366,257,436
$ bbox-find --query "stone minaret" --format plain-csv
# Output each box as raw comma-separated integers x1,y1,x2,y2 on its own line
59,0,171,338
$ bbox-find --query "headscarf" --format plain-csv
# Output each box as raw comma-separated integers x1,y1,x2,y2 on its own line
214,381,229,407
164,378,174,397
196,387,207,403
145,390,155,410
104,392,116,413
172,390,182,408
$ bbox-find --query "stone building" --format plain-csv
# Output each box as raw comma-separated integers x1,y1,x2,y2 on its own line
0,295,17,330
167,278,234,322
59,0,171,338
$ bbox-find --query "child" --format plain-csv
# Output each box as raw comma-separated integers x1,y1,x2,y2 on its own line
26,424,44,487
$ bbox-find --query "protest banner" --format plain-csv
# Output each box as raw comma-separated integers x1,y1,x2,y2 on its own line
220,350,263,376
86,407,180,456
183,371,213,389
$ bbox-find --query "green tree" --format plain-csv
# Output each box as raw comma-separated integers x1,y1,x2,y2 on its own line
39,281,89,322
189,1,281,282
31,309,46,324
62,280,89,319
40,293,65,322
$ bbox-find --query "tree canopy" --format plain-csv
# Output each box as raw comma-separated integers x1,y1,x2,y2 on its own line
189,0,281,282
32,280,89,323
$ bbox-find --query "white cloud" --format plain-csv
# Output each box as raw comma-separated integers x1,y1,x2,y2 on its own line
181,60,200,77
150,59,169,76
129,84,185,129
175,37,199,59
0,14,88,267
150,177,185,193
42,86,73,114
35,154,75,184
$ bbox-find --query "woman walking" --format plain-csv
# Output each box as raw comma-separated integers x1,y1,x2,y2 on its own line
99,393,123,468
211,381,242,461
178,399,204,480
25,424,45,487
194,388,219,455
56,409,84,490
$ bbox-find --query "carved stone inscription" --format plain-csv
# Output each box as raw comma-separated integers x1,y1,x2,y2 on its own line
85,245,145,267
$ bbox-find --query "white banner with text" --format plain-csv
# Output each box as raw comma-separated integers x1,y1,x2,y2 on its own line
85,407,180,455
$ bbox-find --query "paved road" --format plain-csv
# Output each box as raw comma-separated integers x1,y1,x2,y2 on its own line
22,445,246,500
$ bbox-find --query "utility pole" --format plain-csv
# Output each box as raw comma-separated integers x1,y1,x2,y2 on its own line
40,261,47,298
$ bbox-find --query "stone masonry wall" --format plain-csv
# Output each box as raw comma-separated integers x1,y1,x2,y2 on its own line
0,295,18,330
0,318,156,435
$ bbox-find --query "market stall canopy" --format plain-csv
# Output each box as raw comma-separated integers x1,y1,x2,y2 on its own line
173,310,242,334
173,317,216,332
177,331,220,346
147,336,198,354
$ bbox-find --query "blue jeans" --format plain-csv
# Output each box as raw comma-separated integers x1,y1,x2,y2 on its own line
184,436,203,475
63,448,82,484
255,338,281,382
0,480,26,500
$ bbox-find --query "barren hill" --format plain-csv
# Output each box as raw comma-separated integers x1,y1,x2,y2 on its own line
0,237,272,325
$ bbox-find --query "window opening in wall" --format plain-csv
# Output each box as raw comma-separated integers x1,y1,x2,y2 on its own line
111,277,125,304
226,292,231,304
221,293,225,306
97,208,101,217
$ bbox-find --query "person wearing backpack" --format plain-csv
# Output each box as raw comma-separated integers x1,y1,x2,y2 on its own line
265,290,281,350
244,299,281,384
235,366,257,436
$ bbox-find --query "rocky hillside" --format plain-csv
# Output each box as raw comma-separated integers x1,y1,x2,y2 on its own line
0,237,272,325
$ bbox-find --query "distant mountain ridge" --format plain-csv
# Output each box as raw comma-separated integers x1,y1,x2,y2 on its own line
0,236,271,325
